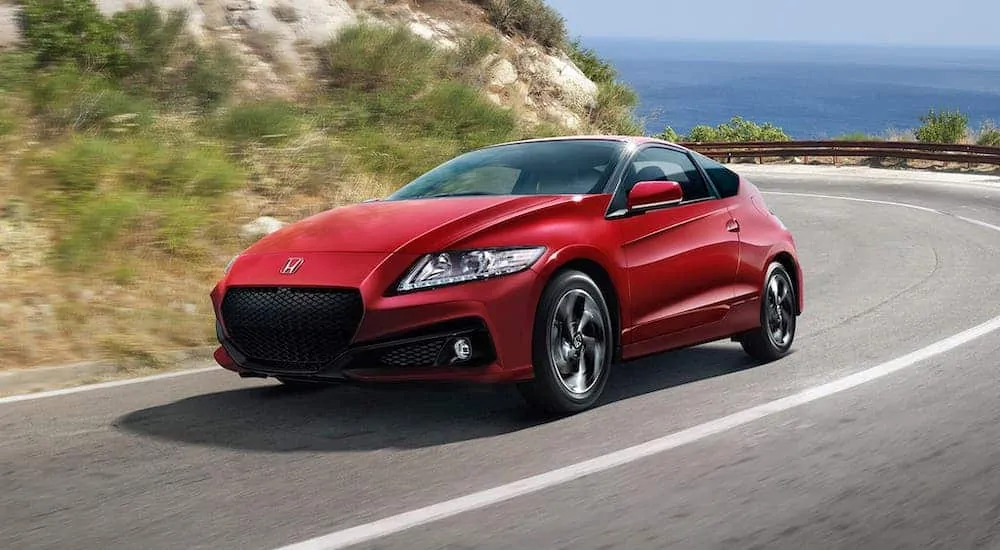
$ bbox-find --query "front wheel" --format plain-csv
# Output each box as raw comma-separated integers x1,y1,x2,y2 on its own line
739,261,797,362
517,270,614,416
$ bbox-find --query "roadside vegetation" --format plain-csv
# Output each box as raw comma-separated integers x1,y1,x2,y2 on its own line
0,0,640,370
656,109,1000,146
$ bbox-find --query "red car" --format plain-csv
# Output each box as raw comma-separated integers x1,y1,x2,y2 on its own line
210,136,803,414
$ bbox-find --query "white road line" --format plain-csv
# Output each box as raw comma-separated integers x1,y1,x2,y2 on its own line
275,191,1000,550
762,190,942,213
276,317,1000,550
0,367,218,405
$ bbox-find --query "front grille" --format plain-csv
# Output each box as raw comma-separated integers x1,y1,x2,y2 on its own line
220,287,363,371
379,339,448,368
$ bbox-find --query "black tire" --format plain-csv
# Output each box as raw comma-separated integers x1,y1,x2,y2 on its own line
739,261,797,362
517,270,614,416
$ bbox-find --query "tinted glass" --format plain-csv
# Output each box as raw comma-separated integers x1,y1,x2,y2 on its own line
623,147,712,201
387,140,627,200
693,152,741,198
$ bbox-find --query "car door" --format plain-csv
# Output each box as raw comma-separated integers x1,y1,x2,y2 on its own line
613,146,741,344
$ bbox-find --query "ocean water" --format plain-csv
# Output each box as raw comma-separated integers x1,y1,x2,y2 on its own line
582,38,1000,139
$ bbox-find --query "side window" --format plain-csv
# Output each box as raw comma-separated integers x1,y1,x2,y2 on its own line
623,147,713,201
693,152,740,198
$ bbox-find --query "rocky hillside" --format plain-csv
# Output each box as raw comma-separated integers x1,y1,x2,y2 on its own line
0,0,640,370
0,0,608,131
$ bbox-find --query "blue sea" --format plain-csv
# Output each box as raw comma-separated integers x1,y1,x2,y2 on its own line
582,38,1000,139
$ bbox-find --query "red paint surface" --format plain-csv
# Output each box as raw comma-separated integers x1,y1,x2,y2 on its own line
211,137,802,383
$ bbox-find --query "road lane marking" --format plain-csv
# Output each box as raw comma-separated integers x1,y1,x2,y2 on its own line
275,192,1000,550
0,367,219,405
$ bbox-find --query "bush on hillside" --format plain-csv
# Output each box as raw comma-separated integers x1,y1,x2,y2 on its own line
215,101,304,144
592,81,642,135
28,64,156,132
448,33,500,80
567,39,617,85
474,0,567,49
915,109,967,144
16,0,120,69
566,39,642,135
176,42,242,111
317,23,520,183
976,121,1000,147
319,24,441,95
16,0,238,111
107,3,188,88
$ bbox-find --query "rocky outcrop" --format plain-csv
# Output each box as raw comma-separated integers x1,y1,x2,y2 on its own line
239,216,285,240
0,0,601,131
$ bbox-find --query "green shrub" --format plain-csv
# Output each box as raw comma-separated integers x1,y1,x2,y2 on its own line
590,81,642,135
53,192,143,271
654,127,681,142
319,24,441,95
834,132,882,141
28,64,156,132
348,128,460,185
0,95,18,137
683,116,790,142
450,33,500,73
44,136,120,194
915,109,968,144
566,38,641,134
567,39,617,85
410,81,517,148
149,196,210,257
216,101,303,143
976,121,1000,147
0,51,34,93
16,0,120,70
175,42,242,111
107,3,188,88
123,140,243,197
475,0,566,49
154,147,244,197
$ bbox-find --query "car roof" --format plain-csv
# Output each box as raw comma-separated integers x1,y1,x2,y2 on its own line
482,135,685,150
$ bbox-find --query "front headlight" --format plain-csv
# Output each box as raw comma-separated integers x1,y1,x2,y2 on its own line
397,247,546,292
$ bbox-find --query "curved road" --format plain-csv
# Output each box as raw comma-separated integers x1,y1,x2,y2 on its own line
3,165,1000,550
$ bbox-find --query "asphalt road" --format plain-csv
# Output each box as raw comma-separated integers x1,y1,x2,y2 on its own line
3,165,1000,550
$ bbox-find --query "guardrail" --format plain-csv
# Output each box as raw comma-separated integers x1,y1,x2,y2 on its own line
679,140,1000,167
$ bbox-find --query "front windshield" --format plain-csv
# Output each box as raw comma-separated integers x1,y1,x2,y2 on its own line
386,139,628,200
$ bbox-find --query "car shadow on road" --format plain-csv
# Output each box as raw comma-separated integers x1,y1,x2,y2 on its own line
115,342,760,452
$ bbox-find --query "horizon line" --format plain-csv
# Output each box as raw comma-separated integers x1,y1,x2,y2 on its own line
573,36,1000,50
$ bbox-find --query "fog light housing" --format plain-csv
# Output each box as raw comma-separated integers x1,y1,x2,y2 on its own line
452,337,472,362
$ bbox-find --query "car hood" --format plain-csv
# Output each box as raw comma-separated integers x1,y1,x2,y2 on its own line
243,195,572,254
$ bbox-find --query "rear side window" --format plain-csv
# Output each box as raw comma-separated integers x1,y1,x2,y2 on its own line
694,152,740,198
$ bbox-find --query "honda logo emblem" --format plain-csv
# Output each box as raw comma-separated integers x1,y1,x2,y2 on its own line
280,257,304,275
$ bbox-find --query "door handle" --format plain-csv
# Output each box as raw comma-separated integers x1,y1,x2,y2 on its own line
726,219,740,232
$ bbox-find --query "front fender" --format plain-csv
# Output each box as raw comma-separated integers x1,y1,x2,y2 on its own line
529,243,631,331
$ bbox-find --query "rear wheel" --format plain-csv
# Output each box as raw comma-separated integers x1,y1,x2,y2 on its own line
517,270,614,415
739,262,797,362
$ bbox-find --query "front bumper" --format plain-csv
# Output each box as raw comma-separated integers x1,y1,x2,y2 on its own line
212,266,540,384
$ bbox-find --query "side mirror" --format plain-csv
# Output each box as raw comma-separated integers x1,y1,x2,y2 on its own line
627,180,684,213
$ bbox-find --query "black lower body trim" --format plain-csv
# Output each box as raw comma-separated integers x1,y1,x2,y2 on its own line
218,317,496,379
